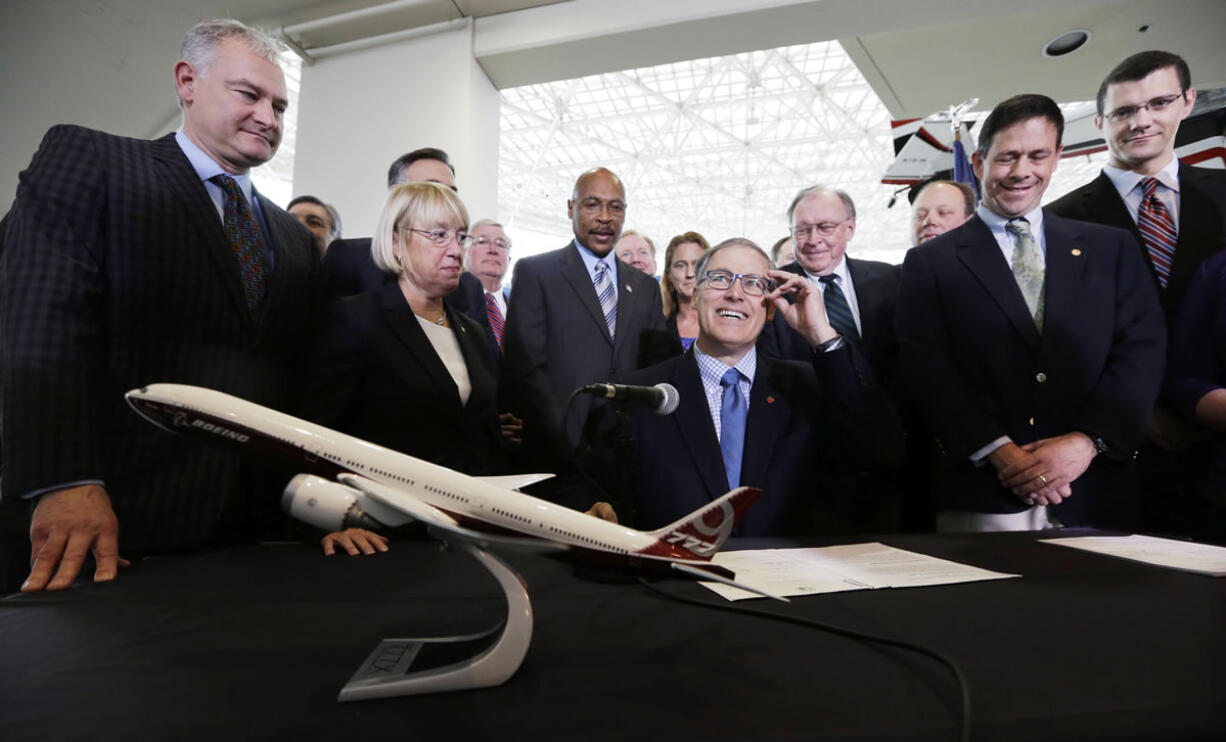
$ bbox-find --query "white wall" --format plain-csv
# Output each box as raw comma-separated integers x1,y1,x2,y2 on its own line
292,23,500,238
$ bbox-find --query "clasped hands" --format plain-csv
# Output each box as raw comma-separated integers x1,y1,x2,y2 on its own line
990,432,1097,506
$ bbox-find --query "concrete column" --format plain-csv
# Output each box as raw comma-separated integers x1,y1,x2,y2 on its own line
293,23,500,238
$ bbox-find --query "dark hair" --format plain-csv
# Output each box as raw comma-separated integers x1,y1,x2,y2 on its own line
661,231,712,316
912,179,977,217
976,94,1064,157
286,195,342,239
387,147,454,189
1096,50,1191,115
769,235,793,264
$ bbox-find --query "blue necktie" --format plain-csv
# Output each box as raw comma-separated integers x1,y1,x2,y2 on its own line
719,368,747,491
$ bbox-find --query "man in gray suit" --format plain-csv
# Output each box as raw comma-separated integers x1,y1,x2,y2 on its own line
1,19,319,592
502,168,677,505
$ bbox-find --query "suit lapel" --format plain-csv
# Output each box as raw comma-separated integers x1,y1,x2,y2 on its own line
957,216,1041,347
150,134,252,319
451,307,496,409
671,352,729,500
740,355,786,488
560,242,613,345
381,283,462,408
1039,212,1089,342
847,258,885,352
254,191,292,326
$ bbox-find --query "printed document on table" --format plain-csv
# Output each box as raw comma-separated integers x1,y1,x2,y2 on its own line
1040,534,1226,576
702,542,1019,601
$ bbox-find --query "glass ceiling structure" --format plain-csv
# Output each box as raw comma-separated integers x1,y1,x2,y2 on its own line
497,39,1106,266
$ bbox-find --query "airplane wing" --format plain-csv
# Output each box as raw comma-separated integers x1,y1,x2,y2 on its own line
670,562,789,602
337,473,566,553
473,473,555,491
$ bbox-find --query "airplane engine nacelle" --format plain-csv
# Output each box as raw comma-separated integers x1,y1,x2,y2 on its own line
282,473,380,532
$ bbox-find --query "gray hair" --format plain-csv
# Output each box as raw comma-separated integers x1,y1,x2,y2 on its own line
178,19,283,107
694,238,771,285
786,185,856,225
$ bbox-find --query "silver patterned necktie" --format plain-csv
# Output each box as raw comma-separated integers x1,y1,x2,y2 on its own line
594,259,617,340
1005,218,1045,332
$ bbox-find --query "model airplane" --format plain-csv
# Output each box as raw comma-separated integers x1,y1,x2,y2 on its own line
125,383,777,599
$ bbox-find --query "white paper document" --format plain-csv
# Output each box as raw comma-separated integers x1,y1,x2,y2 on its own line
1040,534,1226,576
701,542,1019,601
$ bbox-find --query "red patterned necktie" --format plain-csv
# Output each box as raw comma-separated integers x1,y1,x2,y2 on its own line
211,174,268,309
1136,177,1177,288
485,292,505,351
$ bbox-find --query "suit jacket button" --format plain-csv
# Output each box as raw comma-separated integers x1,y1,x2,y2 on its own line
1035,372,1047,383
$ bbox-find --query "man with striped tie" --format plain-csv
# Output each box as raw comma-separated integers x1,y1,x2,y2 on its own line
757,185,906,533
898,93,1165,533
466,219,512,352
502,167,678,508
1050,50,1226,536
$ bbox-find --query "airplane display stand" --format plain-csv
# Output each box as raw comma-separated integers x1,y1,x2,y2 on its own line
337,540,533,701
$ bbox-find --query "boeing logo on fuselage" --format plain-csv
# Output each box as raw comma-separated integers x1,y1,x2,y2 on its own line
189,417,250,443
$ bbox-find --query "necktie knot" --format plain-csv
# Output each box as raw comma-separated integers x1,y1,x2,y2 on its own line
818,274,838,287
720,367,741,389
1005,218,1033,240
1141,177,1161,198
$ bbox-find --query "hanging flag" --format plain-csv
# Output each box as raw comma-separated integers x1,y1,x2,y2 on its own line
952,124,979,200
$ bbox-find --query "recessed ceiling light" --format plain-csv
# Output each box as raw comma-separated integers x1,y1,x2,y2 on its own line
1043,29,1092,57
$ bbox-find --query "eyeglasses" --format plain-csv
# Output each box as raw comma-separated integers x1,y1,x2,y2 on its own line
401,227,471,247
1103,93,1185,124
577,197,627,216
471,236,510,251
699,270,776,297
790,220,848,239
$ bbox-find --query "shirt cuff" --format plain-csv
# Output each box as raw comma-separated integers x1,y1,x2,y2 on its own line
20,479,107,500
969,437,1011,464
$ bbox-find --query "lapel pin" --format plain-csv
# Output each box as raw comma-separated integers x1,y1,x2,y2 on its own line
766,396,775,404
626,284,633,292
1071,248,1082,256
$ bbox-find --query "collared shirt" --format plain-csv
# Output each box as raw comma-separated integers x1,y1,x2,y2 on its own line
977,203,1047,269
176,130,275,269
1103,157,1181,226
573,239,619,301
801,256,862,336
486,289,508,317
692,343,756,442
967,203,1048,464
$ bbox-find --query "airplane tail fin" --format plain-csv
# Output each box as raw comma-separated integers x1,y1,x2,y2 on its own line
638,486,762,561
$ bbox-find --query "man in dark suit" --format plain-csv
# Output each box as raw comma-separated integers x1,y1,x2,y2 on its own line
1047,51,1226,534
502,167,678,504
760,187,901,388
0,19,320,592
758,186,905,532
897,93,1166,532
466,219,513,352
608,239,903,536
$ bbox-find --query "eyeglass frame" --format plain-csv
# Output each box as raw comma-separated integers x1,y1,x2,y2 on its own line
399,226,471,247
1102,92,1186,124
790,219,850,240
470,235,511,251
698,269,777,297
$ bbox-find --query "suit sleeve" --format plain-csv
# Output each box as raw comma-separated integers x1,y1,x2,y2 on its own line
895,246,1011,458
502,257,566,455
1,126,109,496
635,274,681,367
813,344,905,469
296,299,365,428
1164,256,1226,418
1070,232,1166,452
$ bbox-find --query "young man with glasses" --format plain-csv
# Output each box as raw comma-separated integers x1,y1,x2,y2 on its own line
1049,50,1226,538
594,238,903,536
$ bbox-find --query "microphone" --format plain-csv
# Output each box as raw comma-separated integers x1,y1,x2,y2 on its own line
581,382,679,415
